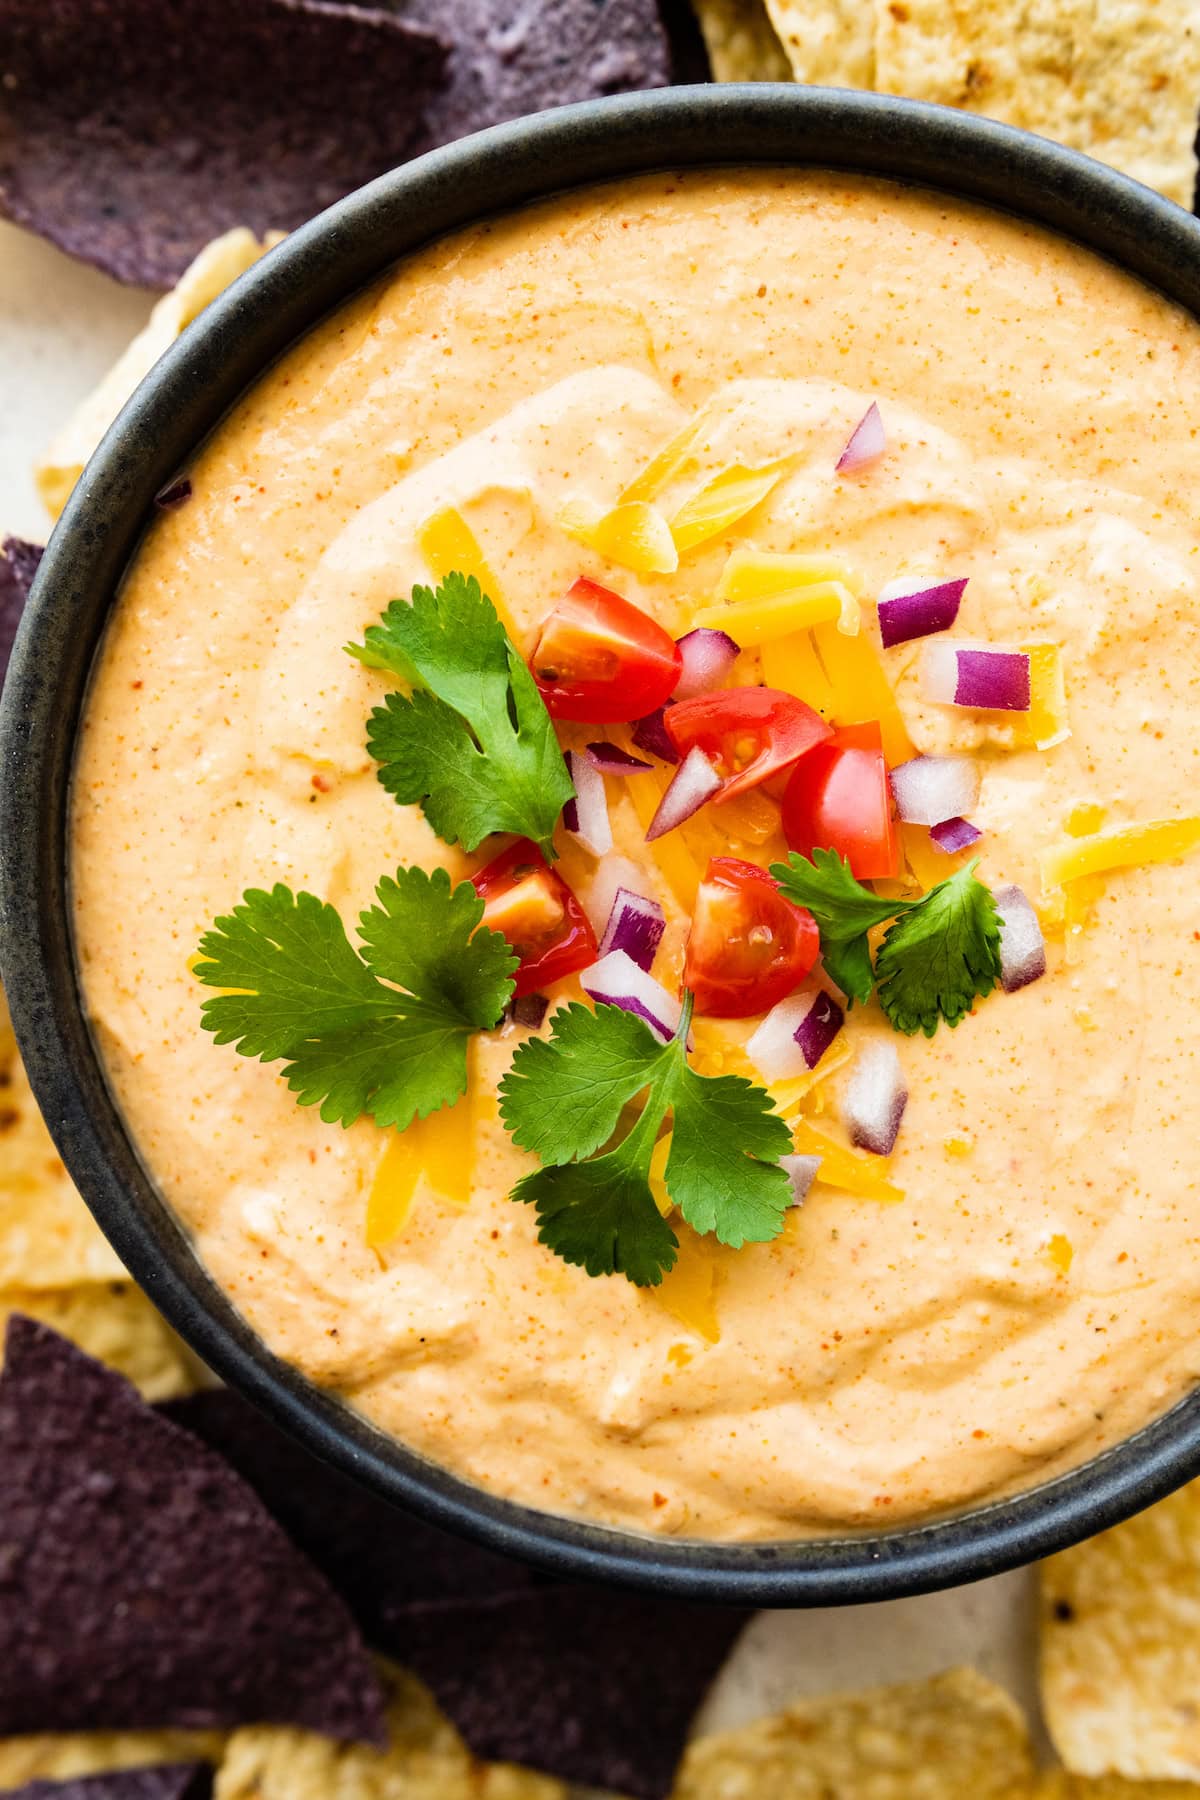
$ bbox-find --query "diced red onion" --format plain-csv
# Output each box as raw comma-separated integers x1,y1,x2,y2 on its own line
645,745,721,842
154,474,193,510
876,577,967,649
579,853,649,937
843,1039,908,1156
599,886,666,972
780,1153,822,1207
586,741,653,775
923,641,1031,712
674,627,741,700
631,705,680,764
836,401,885,474
994,884,1047,993
563,750,612,857
930,816,983,854
747,988,844,1084
510,992,549,1028
890,755,980,827
580,949,682,1043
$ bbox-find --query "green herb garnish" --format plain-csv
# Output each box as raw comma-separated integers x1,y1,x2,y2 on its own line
347,573,574,860
498,992,792,1286
771,850,1001,1036
195,865,517,1129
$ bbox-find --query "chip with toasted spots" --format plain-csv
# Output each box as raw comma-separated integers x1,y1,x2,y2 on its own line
690,0,791,80
0,1733,223,1791
0,1283,198,1400
762,0,874,85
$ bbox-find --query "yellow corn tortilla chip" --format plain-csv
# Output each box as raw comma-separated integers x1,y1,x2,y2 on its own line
36,227,282,521
873,0,1200,208
0,1729,224,1786
672,1666,1034,1797
0,1003,125,1289
763,0,875,85
0,1282,199,1400
694,0,792,80
1040,1478,1200,1779
214,1660,565,1800
1036,1774,1200,1797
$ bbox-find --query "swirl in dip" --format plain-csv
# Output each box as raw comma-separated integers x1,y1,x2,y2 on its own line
71,170,1200,1540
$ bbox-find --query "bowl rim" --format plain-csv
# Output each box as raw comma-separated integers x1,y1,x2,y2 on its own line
5,83,1200,1606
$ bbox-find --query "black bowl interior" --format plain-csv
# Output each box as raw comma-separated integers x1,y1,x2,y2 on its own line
4,86,1200,1606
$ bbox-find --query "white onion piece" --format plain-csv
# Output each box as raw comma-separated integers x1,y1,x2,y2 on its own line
922,640,1031,712
579,853,650,937
599,886,666,972
843,1039,908,1156
563,750,612,857
746,988,842,1084
645,744,721,841
836,401,885,474
994,884,1047,993
890,755,981,827
674,628,741,700
580,949,682,1044
780,1154,822,1207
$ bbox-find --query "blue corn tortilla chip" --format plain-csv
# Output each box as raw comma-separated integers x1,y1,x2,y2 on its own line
165,1387,747,1800
3,1768,213,1800
0,1318,387,1745
0,0,449,287
0,536,41,692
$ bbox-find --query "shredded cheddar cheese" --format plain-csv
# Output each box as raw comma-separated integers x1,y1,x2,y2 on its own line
759,631,836,717
789,1118,905,1203
669,463,786,555
365,1089,476,1248
416,505,522,641
811,622,915,765
557,497,679,574
1039,816,1200,890
1023,642,1070,750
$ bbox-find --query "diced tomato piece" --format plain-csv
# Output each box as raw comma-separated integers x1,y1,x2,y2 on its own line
472,838,597,997
664,686,831,805
532,578,682,723
781,723,900,879
684,857,820,1018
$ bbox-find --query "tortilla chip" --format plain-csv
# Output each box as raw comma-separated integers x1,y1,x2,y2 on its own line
0,1735,223,1791
1040,1478,1200,1778
673,1667,1034,1798
0,0,448,287
1035,1775,1200,1797
0,1283,198,1400
0,1009,126,1290
4,1770,213,1800
762,0,875,85
1,535,40,689
212,1660,565,1800
35,230,280,521
0,1318,387,1745
694,0,792,80
872,0,1200,209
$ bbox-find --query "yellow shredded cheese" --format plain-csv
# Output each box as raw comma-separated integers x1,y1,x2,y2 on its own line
651,1228,722,1343
618,397,726,504
625,770,703,909
712,546,861,635
416,505,522,641
1039,816,1200,890
558,498,679,574
364,1090,476,1248
811,622,915,765
1046,1232,1074,1275
901,821,960,892
1022,642,1070,750
789,1118,905,1203
694,581,860,644
669,463,785,556
771,1035,855,1117
759,631,836,716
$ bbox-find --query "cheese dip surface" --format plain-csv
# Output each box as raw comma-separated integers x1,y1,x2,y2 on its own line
71,170,1200,1540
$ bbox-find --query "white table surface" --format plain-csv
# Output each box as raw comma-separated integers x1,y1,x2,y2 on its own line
0,211,1048,1756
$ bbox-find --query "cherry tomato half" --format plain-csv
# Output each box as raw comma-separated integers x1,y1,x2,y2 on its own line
664,686,831,805
685,857,820,1018
471,838,597,998
781,722,900,880
531,578,682,723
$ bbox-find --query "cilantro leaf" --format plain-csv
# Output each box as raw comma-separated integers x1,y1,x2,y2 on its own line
347,574,573,859
196,865,516,1129
500,996,792,1286
770,848,914,1005
875,860,1001,1036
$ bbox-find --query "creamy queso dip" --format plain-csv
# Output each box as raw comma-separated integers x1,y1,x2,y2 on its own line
71,171,1200,1539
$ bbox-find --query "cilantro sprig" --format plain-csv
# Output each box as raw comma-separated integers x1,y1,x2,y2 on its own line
499,992,792,1286
771,849,1001,1036
347,573,573,860
195,865,517,1129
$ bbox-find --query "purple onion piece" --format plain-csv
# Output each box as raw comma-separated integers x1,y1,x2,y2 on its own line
924,642,1031,712
780,1153,822,1207
843,1039,908,1156
631,704,680,764
747,988,841,1084
877,578,967,649
836,401,885,474
154,474,193,511
930,816,983,854
794,990,844,1070
586,741,653,774
889,754,980,827
644,745,721,842
511,992,549,1028
580,949,681,1043
993,884,1047,993
674,627,741,700
598,887,666,972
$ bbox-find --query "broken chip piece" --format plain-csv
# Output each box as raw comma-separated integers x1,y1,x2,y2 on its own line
0,0,448,287
0,1283,197,1401
0,1731,223,1792
0,1318,387,1745
2,1768,214,1800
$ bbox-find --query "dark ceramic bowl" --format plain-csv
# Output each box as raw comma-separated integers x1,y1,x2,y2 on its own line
4,86,1200,1606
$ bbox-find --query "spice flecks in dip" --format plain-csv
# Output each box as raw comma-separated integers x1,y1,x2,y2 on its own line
72,172,1200,1538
